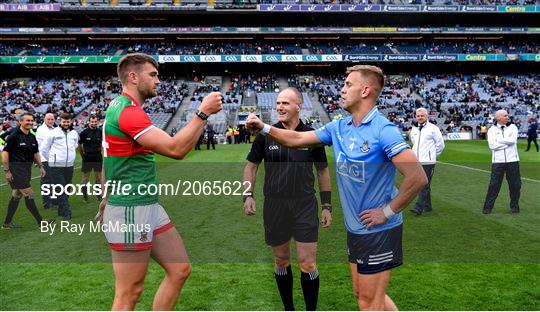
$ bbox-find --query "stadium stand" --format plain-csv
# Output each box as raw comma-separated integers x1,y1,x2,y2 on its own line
2,41,537,56
3,0,538,4
0,77,188,131
1,77,104,127
2,73,537,139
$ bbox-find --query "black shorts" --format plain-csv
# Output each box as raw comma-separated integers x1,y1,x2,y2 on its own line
9,163,32,189
82,155,102,173
263,195,319,246
347,224,403,275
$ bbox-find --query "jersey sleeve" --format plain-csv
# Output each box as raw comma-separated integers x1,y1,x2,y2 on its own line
3,133,16,153
246,134,266,163
32,137,39,154
78,129,86,144
314,120,337,146
118,106,155,140
380,124,409,159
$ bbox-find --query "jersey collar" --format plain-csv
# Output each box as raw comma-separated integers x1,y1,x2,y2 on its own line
275,119,305,131
346,106,379,126
122,92,140,106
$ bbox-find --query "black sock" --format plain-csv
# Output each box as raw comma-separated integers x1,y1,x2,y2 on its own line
4,197,21,224
275,265,295,311
95,179,102,201
301,269,320,311
82,181,88,200
24,196,43,225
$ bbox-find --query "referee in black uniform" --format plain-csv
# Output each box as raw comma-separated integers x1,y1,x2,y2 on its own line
77,115,103,203
2,113,53,229
243,88,332,311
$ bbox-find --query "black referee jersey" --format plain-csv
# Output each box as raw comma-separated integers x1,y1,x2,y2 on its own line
3,127,39,165
79,127,103,158
246,121,328,199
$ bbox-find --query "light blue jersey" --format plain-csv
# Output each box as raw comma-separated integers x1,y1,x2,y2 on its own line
315,107,409,234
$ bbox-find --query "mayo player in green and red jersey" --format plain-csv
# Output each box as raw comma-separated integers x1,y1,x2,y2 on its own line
96,53,222,310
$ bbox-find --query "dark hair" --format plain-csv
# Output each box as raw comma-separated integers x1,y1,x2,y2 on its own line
19,112,33,121
117,53,159,84
89,115,98,120
60,113,72,120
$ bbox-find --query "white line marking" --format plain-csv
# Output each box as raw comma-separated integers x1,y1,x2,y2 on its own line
438,161,540,183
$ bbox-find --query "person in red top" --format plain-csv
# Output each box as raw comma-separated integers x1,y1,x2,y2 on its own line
96,53,223,310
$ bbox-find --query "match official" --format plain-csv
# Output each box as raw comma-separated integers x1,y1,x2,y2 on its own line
483,109,521,214
2,113,52,229
243,88,332,311
35,113,56,210
409,108,445,215
42,113,79,220
246,65,427,310
78,115,103,203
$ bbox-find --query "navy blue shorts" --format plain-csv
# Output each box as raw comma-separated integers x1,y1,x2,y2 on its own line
347,224,403,275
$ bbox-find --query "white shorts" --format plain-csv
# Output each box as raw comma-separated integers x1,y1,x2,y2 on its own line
103,203,173,251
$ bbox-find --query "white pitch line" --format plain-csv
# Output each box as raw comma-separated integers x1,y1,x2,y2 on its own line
438,161,540,183
0,166,83,187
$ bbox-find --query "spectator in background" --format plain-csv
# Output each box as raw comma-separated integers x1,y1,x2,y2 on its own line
206,122,216,150
226,125,234,144
525,117,538,152
480,124,488,140
409,108,445,215
234,127,240,144
35,113,56,210
42,113,79,221
195,128,204,151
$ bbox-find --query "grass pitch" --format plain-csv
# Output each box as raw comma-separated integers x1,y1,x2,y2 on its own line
1,140,539,310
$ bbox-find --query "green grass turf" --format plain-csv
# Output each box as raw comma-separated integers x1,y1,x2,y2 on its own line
1,140,539,310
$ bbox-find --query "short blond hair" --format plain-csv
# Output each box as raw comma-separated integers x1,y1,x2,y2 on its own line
346,65,385,96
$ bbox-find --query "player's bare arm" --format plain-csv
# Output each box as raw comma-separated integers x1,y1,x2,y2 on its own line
245,113,321,148
95,163,108,223
2,151,12,182
360,149,427,227
136,92,222,159
33,153,45,178
316,167,332,228
77,145,84,158
242,161,259,216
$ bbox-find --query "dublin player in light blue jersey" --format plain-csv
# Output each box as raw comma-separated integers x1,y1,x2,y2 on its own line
246,65,427,310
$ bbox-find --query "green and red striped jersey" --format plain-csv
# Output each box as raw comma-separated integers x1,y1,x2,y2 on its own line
103,93,158,206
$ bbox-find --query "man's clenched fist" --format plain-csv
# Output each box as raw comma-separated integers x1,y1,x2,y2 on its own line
199,92,223,115
245,113,264,132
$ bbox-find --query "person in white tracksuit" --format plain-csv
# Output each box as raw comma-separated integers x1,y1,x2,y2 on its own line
483,109,521,214
41,113,79,220
409,108,445,215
